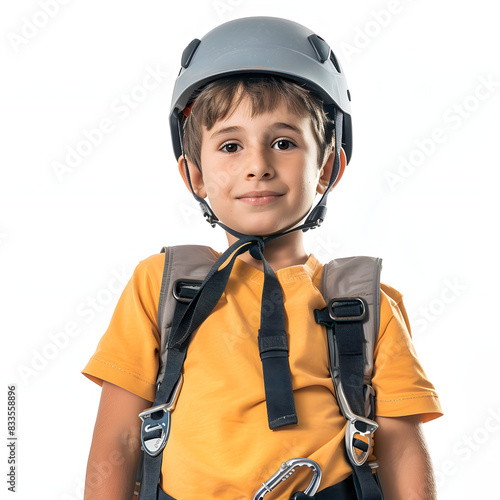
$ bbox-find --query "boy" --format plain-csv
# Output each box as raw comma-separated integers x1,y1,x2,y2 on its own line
82,16,442,500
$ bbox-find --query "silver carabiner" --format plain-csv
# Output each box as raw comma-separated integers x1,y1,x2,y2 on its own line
332,368,378,466
326,321,378,467
138,375,183,457
253,458,322,500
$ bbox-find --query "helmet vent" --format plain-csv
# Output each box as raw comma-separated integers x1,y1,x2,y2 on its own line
181,38,201,69
329,51,341,73
308,34,330,63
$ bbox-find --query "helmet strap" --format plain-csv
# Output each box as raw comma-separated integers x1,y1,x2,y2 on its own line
177,119,220,227
302,108,343,231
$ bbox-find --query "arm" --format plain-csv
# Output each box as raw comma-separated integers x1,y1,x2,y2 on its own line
374,414,437,500
84,381,150,500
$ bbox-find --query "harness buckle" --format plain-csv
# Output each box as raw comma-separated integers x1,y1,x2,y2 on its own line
173,280,202,303
252,458,322,500
344,413,379,467
334,373,378,466
327,297,366,322
138,375,183,457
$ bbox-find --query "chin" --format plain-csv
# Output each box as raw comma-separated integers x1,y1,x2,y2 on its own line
230,220,291,237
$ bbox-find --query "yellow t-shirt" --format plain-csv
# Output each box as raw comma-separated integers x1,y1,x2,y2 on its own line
82,251,442,499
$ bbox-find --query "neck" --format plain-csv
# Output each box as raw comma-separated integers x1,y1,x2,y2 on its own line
226,229,308,272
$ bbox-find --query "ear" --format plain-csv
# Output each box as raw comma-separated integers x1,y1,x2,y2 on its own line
316,147,347,194
177,155,207,198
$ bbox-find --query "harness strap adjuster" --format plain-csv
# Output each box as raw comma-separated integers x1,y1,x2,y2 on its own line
333,370,378,466
327,297,367,322
139,375,183,457
172,280,203,303
345,414,379,466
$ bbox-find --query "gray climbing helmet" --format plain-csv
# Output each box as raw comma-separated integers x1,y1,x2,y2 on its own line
169,16,353,165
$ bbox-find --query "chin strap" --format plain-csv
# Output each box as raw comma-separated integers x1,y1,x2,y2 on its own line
303,109,343,231
171,108,343,429
177,133,219,228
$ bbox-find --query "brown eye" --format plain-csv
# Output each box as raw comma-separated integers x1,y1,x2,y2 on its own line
221,143,240,153
272,139,295,150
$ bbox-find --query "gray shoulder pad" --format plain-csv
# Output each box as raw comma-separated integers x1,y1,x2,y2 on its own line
320,256,382,384
156,245,218,385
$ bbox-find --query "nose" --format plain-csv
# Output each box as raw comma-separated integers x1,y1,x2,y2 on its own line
244,147,274,180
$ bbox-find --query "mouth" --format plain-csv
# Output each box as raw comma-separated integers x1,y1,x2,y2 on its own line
236,191,284,206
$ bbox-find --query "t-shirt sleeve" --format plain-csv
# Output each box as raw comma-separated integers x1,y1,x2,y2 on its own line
81,254,165,402
372,283,443,423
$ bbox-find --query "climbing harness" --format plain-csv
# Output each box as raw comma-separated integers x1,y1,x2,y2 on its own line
137,248,384,500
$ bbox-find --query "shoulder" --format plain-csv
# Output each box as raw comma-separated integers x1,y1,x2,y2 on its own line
130,245,218,298
122,253,166,307
380,282,404,318
379,282,412,339
134,252,166,279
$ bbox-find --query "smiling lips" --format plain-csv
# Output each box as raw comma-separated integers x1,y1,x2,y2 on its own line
236,191,284,206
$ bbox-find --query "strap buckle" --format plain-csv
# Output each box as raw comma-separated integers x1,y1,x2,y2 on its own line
334,373,378,466
200,201,218,227
172,280,202,303
328,297,367,322
252,458,322,500
138,375,183,457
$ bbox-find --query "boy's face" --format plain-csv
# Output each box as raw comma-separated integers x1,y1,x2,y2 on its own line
180,96,335,237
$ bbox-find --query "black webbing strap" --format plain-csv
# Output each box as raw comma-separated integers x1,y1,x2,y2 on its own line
332,301,365,418
140,238,298,498
167,236,297,430
351,465,384,500
257,250,297,428
139,340,188,498
167,237,253,348
139,350,186,500
315,301,383,500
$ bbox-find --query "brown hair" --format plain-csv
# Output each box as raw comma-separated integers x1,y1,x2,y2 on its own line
182,76,335,170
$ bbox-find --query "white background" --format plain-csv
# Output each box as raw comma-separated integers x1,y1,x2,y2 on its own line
1,0,499,498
